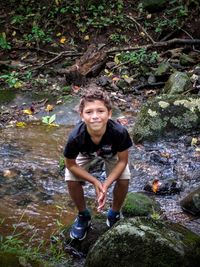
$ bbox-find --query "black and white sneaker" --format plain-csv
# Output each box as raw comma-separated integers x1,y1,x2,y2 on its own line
70,214,91,240
106,209,120,227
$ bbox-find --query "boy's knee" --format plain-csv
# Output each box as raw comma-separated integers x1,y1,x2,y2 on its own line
67,180,82,189
116,179,129,188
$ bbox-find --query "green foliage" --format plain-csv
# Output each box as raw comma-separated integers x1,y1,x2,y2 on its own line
59,156,65,170
109,33,128,44
24,26,52,45
11,15,26,25
119,48,159,65
154,18,178,33
0,33,11,50
0,71,22,88
42,114,57,125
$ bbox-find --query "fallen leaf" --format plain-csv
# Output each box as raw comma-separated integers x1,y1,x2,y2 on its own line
56,100,63,105
84,35,90,41
60,36,66,44
195,147,200,152
191,137,198,146
160,152,170,159
23,109,33,115
45,104,54,112
16,122,26,127
112,76,120,82
14,81,23,89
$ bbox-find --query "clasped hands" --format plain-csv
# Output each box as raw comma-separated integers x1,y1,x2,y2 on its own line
94,180,108,212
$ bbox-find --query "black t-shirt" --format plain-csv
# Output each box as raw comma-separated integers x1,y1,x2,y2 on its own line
63,119,132,159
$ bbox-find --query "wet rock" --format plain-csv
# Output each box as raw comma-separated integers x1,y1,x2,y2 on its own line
122,192,161,217
132,95,200,142
96,75,110,87
180,53,198,66
163,71,192,95
144,178,182,195
155,62,172,76
180,186,200,216
85,217,200,267
60,215,109,257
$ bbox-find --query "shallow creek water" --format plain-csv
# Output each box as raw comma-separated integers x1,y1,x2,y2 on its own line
0,94,200,249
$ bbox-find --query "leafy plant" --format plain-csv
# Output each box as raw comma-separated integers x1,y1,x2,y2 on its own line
0,71,22,88
118,48,159,65
11,15,26,25
109,33,128,44
42,114,57,126
0,32,11,50
24,26,52,45
154,18,178,33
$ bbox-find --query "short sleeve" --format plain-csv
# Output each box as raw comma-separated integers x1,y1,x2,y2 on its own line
63,135,79,159
116,127,133,152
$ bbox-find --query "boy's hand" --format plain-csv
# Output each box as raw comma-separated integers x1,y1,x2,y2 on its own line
97,191,106,212
94,180,105,200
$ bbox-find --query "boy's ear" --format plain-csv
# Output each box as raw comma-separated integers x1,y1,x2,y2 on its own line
108,110,112,118
80,112,84,122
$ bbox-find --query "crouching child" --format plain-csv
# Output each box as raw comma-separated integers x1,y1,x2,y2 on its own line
63,87,132,240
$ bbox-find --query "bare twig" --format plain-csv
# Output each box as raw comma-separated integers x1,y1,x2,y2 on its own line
106,38,200,54
126,15,155,44
21,50,83,71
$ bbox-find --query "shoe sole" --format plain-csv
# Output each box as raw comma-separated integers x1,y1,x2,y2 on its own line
70,222,91,241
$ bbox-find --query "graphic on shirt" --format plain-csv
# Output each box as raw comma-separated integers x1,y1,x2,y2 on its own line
81,145,113,159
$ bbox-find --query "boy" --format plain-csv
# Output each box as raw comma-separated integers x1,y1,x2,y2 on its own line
64,88,132,240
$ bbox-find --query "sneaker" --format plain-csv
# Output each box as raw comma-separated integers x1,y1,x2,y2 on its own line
106,209,120,227
70,213,91,240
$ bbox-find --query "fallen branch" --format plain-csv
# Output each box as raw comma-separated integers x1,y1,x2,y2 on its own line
126,15,155,44
128,82,165,93
21,50,82,71
107,38,200,54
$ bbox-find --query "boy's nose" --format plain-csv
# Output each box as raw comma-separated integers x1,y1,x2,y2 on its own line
91,112,99,119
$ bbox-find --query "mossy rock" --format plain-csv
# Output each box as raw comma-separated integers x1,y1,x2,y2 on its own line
132,95,200,143
122,192,161,217
163,71,192,95
85,217,200,267
61,216,109,255
180,186,200,216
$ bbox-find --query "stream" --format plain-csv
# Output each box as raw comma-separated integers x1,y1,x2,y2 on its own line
0,91,200,251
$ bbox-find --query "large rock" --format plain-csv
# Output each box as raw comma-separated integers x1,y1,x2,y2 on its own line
122,192,160,217
163,71,192,95
132,95,200,143
85,217,200,267
180,186,200,216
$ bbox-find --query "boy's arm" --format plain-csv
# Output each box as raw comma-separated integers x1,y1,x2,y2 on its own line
65,158,105,197
104,149,129,190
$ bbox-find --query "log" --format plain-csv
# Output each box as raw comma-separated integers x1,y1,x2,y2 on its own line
65,44,107,85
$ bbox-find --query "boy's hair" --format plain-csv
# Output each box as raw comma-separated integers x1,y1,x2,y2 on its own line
79,88,112,113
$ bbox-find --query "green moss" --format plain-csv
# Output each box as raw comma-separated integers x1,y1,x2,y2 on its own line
133,95,200,143
170,111,198,129
122,192,160,217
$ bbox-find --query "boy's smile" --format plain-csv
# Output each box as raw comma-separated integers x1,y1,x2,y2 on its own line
80,100,112,136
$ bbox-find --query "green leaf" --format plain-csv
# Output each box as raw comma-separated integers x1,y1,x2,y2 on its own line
49,114,56,124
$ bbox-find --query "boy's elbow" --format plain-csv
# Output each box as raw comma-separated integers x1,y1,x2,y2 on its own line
64,158,76,170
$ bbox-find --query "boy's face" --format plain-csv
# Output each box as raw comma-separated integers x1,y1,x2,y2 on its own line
80,100,112,133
